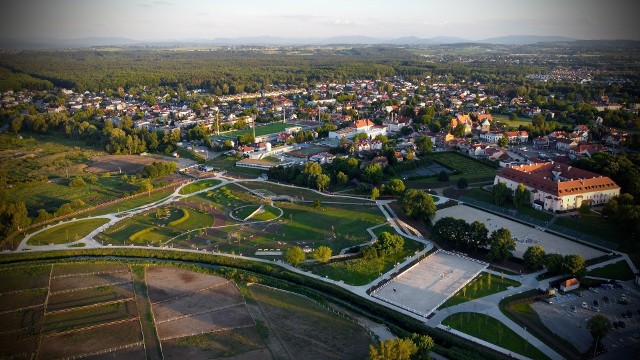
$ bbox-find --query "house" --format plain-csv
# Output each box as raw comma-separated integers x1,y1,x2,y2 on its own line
385,115,412,132
573,143,606,156
533,136,550,148
555,138,578,152
480,119,491,133
351,119,375,132
480,131,504,143
236,145,255,156
494,162,620,212
506,131,529,144
451,114,473,134
560,278,580,292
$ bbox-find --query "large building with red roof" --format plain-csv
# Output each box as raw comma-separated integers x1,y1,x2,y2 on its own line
494,162,620,212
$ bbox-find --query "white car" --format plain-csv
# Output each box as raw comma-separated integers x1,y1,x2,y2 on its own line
582,302,588,309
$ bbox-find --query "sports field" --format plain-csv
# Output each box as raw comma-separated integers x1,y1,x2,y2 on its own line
371,250,487,318
225,123,298,137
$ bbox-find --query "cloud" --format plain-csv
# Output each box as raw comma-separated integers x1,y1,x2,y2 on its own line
153,1,172,5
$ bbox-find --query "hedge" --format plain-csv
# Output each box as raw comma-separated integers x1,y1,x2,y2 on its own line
168,208,189,227
129,227,155,242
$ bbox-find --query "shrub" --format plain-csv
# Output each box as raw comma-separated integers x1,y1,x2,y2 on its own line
69,176,86,187
168,208,189,227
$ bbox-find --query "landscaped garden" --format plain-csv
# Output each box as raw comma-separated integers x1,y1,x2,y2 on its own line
438,272,521,308
27,218,110,245
178,179,221,195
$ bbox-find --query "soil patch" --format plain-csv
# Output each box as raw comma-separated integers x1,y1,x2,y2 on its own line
51,263,130,278
49,271,132,293
146,267,227,303
161,327,268,360
85,155,159,174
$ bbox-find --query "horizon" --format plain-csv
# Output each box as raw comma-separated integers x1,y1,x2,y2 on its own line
1,0,639,43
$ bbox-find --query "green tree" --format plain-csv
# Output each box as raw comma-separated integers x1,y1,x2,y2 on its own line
497,136,508,148
410,333,435,360
468,221,490,253
523,245,546,270
374,232,404,256
285,246,305,266
488,228,516,262
369,338,417,360
7,202,31,231
562,254,586,276
69,176,86,187
578,202,591,216
513,183,531,208
415,136,433,153
311,246,332,263
361,163,383,184
492,182,511,206
386,179,406,195
371,187,380,200
453,123,466,138
314,173,330,191
399,189,436,223
545,253,564,273
138,181,153,196
336,171,349,186
587,315,611,358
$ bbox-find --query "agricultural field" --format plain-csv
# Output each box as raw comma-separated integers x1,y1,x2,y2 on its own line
246,284,374,360
27,218,110,245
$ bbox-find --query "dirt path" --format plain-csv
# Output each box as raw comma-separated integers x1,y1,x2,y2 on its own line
131,266,163,360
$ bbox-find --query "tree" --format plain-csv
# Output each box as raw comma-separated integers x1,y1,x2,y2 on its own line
468,221,490,253
457,177,468,189
371,187,380,200
492,182,511,206
523,245,546,270
69,176,86,187
415,136,433,153
312,246,332,263
138,181,154,196
314,173,330,191
336,171,349,186
497,136,508,148
513,183,531,208
410,333,435,360
488,228,516,262
453,123,466,138
562,254,586,276
509,113,518,121
578,202,591,216
368,338,417,360
587,315,611,358
386,179,406,195
399,189,436,223
361,163,383,184
285,246,305,266
374,232,404,256
545,253,564,273
311,199,321,208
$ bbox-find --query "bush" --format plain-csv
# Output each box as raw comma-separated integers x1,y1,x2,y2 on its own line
168,208,189,227
129,227,155,242
457,177,468,189
437,171,449,182
69,176,86,187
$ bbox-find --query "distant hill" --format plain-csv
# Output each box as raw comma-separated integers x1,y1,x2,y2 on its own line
477,35,576,45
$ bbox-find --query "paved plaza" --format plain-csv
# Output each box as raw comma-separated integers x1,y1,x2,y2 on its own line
434,205,605,260
372,250,487,318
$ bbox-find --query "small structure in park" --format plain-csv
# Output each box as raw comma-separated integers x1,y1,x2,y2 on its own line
560,277,580,292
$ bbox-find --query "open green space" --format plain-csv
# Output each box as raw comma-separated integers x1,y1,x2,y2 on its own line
239,180,372,204
438,272,521,309
305,239,424,286
554,213,626,245
84,187,176,217
492,114,533,129
462,187,555,222
427,152,497,176
223,123,297,137
586,260,635,280
232,205,262,221
27,218,110,246
442,312,549,360
178,179,222,195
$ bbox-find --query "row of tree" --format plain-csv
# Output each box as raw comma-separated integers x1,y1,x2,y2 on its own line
522,245,586,276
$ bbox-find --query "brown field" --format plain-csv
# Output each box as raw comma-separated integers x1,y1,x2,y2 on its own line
85,345,147,360
47,282,134,312
0,288,47,312
85,154,161,174
51,262,130,277
0,307,43,333
49,271,132,293
157,303,254,340
152,285,237,322
0,331,39,358
146,266,228,303
247,284,374,360
41,300,138,335
38,319,143,360
161,327,269,360
0,265,51,293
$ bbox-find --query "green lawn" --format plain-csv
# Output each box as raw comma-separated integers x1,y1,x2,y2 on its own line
223,123,297,137
587,260,635,281
554,214,626,244
233,205,262,221
84,188,176,217
492,114,533,130
442,312,550,360
27,218,110,246
427,152,497,175
178,179,221,195
305,240,424,285
239,181,372,204
439,272,521,309
463,187,554,222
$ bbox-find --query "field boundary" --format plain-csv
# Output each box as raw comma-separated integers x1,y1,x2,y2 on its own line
61,341,144,360
50,280,132,295
156,302,245,324
42,317,139,338
45,297,135,315
52,269,130,279
151,280,231,305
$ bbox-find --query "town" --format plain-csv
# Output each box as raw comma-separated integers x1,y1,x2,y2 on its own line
1,33,640,360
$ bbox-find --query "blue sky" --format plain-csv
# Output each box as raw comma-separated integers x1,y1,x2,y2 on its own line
2,0,639,41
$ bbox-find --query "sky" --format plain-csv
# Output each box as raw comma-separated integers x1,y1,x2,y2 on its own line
1,0,639,41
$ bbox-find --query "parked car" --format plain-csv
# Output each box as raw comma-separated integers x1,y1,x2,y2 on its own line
582,302,588,309
591,306,600,312
571,305,577,313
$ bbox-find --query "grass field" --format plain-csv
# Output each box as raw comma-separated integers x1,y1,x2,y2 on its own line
84,187,176,217
240,181,372,204
442,312,549,360
224,122,297,137
586,260,635,281
47,283,135,312
438,272,521,308
407,152,498,185
178,179,221,195
462,187,555,222
493,114,533,130
0,265,51,293
554,214,626,244
41,300,138,334
0,288,47,311
306,239,424,285
27,218,110,245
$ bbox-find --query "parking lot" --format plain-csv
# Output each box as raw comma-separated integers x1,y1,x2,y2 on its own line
531,282,640,353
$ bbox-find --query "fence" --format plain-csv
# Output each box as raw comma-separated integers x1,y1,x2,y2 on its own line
459,197,618,250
